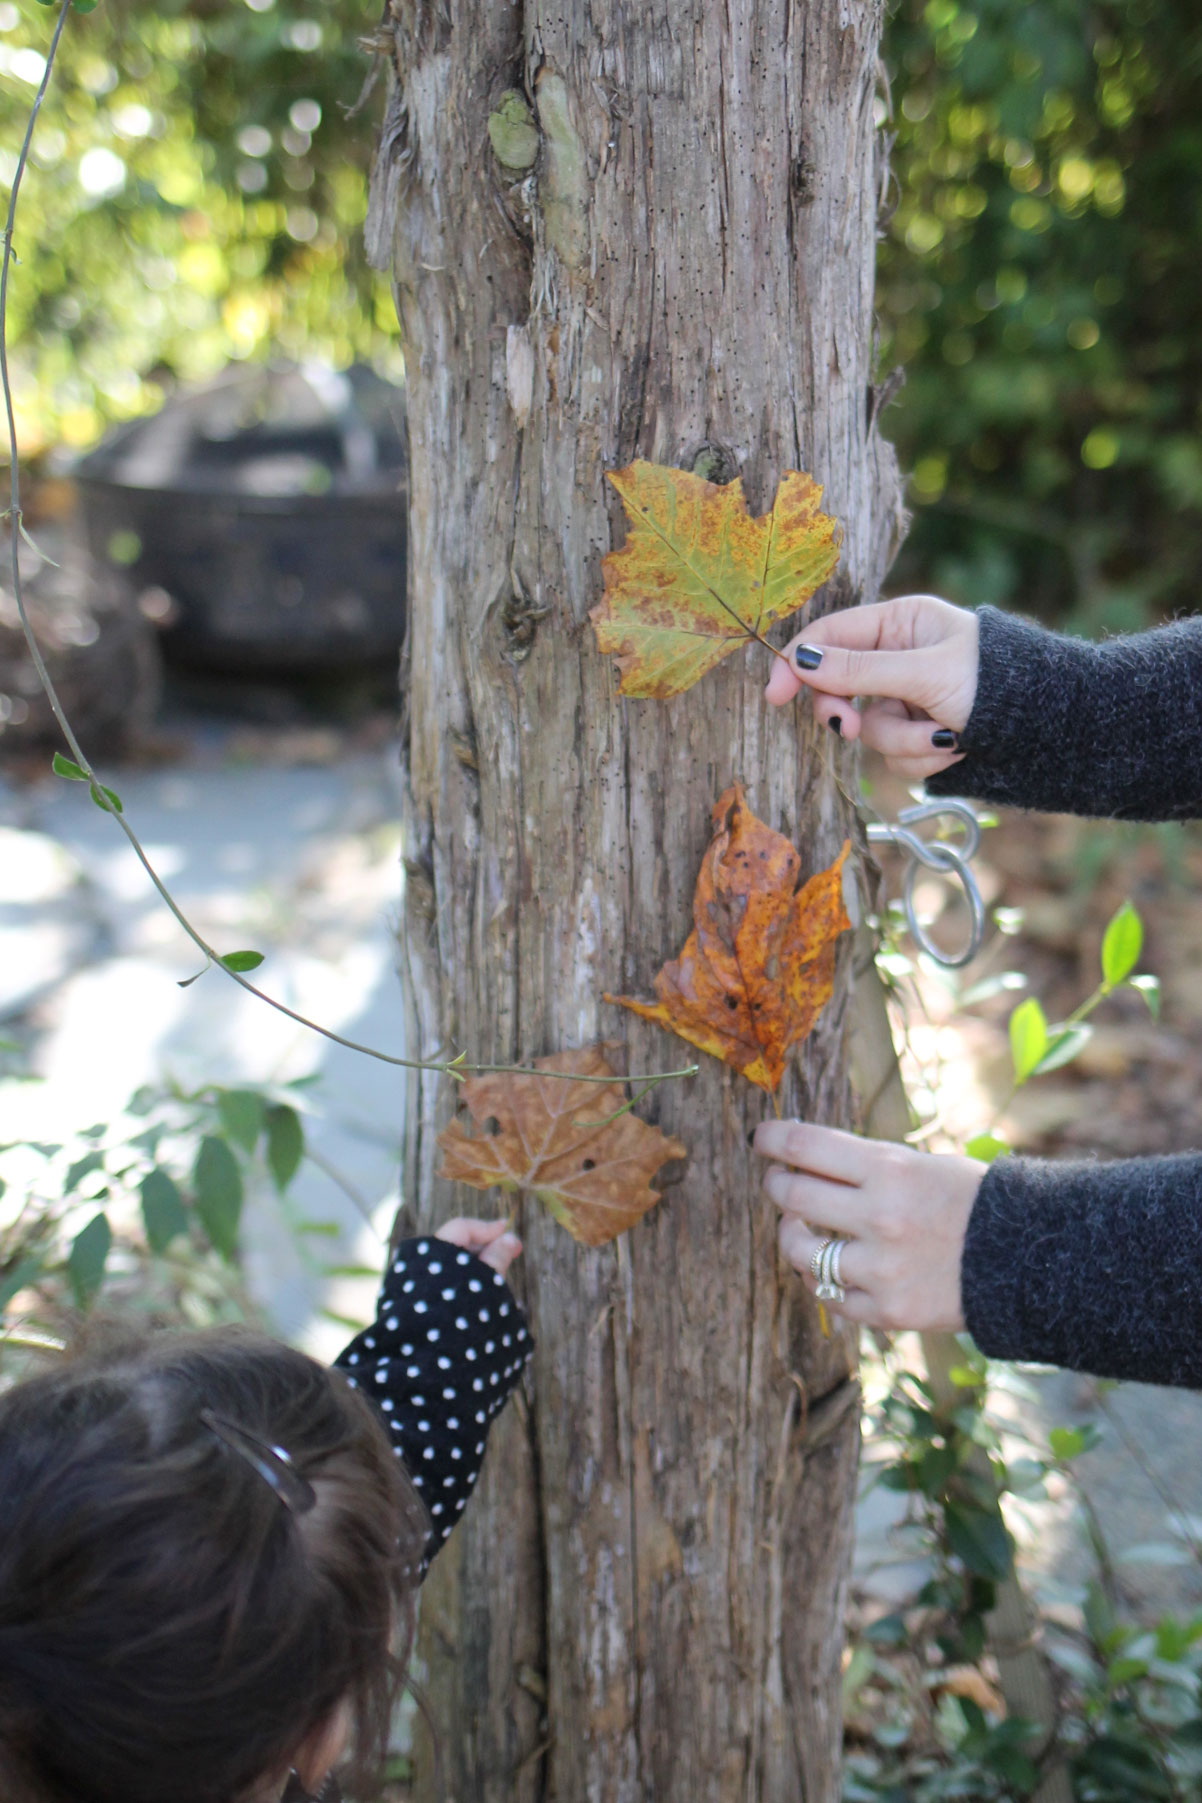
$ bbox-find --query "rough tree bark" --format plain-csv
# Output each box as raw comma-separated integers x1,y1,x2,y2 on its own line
366,2,905,1797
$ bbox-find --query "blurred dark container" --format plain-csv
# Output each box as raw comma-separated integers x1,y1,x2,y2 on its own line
72,363,407,671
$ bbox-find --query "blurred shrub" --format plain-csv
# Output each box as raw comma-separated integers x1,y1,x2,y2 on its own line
879,0,1202,633
0,0,397,456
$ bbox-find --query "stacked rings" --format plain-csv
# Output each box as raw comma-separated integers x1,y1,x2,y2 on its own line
814,1235,849,1305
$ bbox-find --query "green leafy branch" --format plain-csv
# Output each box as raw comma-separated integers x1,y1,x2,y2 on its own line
967,899,1156,1163
0,2,695,1105
0,1078,311,1326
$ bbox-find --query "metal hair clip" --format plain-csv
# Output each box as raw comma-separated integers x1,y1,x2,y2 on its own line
865,797,986,969
199,1408,318,1515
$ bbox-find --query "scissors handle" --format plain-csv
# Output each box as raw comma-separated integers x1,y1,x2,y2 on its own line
865,798,986,969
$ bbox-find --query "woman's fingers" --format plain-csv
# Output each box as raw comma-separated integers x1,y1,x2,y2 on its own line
760,1164,874,1238
758,1129,982,1334
764,594,979,729
764,598,930,707
753,1120,868,1183
768,636,948,712
858,700,958,761
776,1214,873,1292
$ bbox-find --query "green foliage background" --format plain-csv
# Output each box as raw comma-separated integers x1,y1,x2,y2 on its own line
3,0,1201,632
881,0,1202,633
0,0,398,456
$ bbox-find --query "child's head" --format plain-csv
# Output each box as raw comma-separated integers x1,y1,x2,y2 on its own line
0,1321,426,1803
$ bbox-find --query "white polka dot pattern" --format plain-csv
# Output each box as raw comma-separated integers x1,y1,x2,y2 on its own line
334,1237,533,1574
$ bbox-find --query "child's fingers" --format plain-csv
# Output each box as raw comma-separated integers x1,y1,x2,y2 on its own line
435,1216,511,1253
476,1232,523,1276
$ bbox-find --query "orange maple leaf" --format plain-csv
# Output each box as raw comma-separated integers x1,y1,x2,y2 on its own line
590,460,842,697
607,788,852,1093
437,1047,687,1247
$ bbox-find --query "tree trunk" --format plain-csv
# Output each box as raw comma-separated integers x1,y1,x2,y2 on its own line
367,2,904,1797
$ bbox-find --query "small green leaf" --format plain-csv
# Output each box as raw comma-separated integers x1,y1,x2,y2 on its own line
1107,1653,1151,1686
68,1212,113,1308
65,1149,105,1193
965,1133,1009,1164
178,963,211,989
89,782,124,815
141,1168,189,1254
944,1499,1012,1580
1033,1021,1093,1076
1129,973,1161,1018
1008,996,1049,1084
1102,900,1144,988
0,1256,42,1316
193,1136,244,1261
221,950,265,973
265,1104,304,1191
1049,1423,1101,1462
216,1089,265,1152
52,752,88,780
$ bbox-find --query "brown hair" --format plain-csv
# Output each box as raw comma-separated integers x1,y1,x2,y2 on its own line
0,1322,427,1803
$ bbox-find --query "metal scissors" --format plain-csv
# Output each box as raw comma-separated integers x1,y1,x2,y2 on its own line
865,798,986,969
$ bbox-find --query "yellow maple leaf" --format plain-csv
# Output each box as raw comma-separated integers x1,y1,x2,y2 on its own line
590,460,842,698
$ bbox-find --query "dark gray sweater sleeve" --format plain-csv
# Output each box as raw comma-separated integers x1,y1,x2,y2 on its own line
961,1152,1202,1387
925,605,1202,820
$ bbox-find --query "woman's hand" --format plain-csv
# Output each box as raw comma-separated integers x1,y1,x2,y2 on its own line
764,594,980,782
435,1216,523,1277
754,1121,986,1332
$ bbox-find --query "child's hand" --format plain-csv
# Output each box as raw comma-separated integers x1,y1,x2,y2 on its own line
753,1121,986,1332
764,595,979,781
435,1216,523,1277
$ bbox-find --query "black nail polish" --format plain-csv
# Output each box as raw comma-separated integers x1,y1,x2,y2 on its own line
794,644,823,670
931,728,958,749
828,715,843,737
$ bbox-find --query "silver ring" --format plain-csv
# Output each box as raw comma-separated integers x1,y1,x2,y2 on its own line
815,1236,847,1304
828,1237,848,1289
810,1236,833,1281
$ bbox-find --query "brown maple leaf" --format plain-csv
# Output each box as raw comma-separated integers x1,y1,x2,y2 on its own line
606,788,852,1093
437,1047,687,1247
589,460,842,697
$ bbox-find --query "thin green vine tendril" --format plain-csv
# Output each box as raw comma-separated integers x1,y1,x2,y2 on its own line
0,5,696,1099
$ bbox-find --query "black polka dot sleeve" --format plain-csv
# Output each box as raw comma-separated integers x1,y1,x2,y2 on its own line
333,1238,533,1569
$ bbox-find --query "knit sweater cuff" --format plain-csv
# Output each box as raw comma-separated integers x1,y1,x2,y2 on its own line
926,605,1202,820
962,1151,1202,1387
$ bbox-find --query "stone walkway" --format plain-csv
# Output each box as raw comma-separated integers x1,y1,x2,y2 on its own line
0,730,406,1361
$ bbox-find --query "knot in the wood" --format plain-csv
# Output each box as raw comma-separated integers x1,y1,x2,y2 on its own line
687,441,740,486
